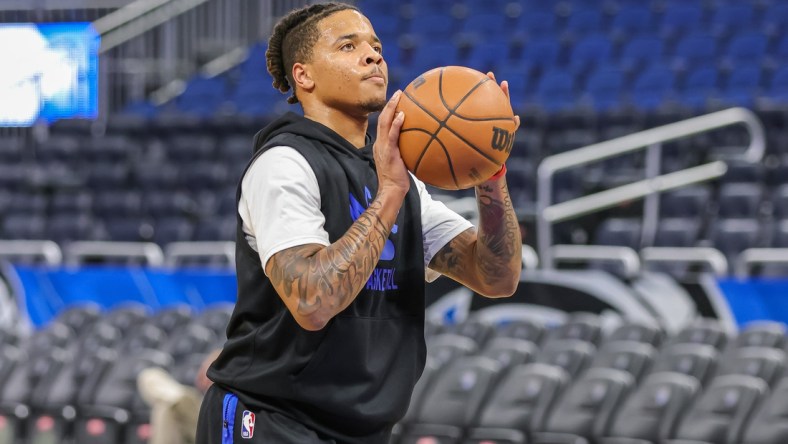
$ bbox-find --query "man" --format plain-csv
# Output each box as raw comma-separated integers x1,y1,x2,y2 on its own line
196,3,522,443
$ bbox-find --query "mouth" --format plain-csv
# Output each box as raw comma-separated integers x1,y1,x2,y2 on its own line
363,72,386,84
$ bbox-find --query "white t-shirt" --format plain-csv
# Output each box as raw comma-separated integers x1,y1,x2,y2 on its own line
239,146,473,282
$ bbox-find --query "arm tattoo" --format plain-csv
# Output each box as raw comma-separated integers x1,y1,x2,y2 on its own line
475,182,520,285
268,197,395,322
430,179,521,294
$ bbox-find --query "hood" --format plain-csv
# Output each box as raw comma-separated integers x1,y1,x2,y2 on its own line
253,111,374,162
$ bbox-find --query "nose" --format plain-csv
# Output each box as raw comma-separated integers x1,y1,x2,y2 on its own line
362,42,382,65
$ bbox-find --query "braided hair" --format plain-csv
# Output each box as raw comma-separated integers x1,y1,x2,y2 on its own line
266,2,359,104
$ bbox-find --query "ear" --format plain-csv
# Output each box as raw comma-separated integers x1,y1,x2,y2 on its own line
292,62,315,93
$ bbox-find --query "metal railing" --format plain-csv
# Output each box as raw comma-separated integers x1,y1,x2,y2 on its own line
537,107,766,270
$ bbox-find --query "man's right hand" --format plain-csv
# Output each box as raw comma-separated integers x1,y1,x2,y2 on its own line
373,90,410,198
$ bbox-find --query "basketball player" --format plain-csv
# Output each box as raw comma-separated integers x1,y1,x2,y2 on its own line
196,3,522,442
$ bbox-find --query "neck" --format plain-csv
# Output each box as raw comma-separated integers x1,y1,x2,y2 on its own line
303,106,369,148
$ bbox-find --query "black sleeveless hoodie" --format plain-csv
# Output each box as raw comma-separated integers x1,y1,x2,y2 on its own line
208,112,427,443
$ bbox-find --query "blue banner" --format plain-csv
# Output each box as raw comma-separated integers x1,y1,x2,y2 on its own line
6,265,237,327
717,278,788,326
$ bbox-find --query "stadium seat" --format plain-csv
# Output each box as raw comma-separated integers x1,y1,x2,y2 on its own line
523,37,561,69
569,35,612,74
619,37,663,73
163,324,216,361
725,32,768,65
669,375,768,444
74,349,173,444
661,186,711,218
479,337,537,371
680,65,719,110
149,305,193,336
565,9,603,37
533,368,634,444
2,214,46,240
673,34,717,70
714,346,785,387
468,363,570,443
47,213,98,243
601,371,699,444
722,66,762,108
709,3,754,37
631,67,674,110
762,2,788,36
152,216,195,245
402,357,505,442
534,339,595,379
731,321,786,349
741,377,788,443
533,70,576,112
717,183,763,218
589,341,656,382
443,320,496,349
709,218,762,265
513,10,557,41
495,319,546,345
543,313,602,345
649,343,719,386
659,4,703,40
594,218,642,249
610,6,652,39
584,68,623,111
653,218,701,248
606,322,665,348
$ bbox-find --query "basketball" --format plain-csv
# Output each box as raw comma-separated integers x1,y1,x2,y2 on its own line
395,66,517,190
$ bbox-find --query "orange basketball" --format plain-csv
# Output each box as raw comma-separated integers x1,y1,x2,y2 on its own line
395,66,517,190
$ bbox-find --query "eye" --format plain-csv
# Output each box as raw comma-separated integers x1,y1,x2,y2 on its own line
341,42,355,51
373,45,383,54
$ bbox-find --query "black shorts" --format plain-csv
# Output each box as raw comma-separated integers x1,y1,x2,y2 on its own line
196,384,336,444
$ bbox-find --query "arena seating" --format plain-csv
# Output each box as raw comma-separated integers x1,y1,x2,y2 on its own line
0,307,786,444
391,315,788,444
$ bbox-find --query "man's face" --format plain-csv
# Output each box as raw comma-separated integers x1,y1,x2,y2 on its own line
305,10,388,115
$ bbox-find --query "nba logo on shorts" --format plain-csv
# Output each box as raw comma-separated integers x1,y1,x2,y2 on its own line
241,410,255,439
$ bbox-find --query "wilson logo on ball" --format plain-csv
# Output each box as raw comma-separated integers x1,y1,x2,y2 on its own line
490,127,514,154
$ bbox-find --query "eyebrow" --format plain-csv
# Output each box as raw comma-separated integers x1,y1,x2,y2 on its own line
333,33,381,45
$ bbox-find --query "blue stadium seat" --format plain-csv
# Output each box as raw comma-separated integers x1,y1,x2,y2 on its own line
408,42,460,75
175,75,228,117
167,135,216,161
768,66,788,103
100,217,154,242
565,9,603,37
673,34,717,70
722,66,762,108
762,2,788,36
177,162,228,190
194,217,235,241
709,3,754,37
772,220,788,248
534,70,576,112
725,32,768,65
144,191,196,218
467,42,511,73
610,6,653,38
513,9,557,41
568,34,612,74
86,163,131,189
585,67,624,111
619,36,664,73
133,162,180,192
659,4,703,39
680,65,719,110
459,12,507,37
522,37,561,69
631,66,675,110
409,13,457,38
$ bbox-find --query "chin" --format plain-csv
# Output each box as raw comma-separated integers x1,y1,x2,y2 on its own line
360,96,387,113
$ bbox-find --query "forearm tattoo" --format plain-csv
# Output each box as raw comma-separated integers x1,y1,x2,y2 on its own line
475,181,521,284
268,198,393,319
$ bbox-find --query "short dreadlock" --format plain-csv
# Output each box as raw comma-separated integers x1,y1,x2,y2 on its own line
266,2,359,104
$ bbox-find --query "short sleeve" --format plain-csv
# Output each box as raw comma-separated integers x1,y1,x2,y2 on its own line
239,146,330,273
415,175,474,282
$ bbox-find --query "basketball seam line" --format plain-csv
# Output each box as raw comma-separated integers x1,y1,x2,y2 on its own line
403,70,501,188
